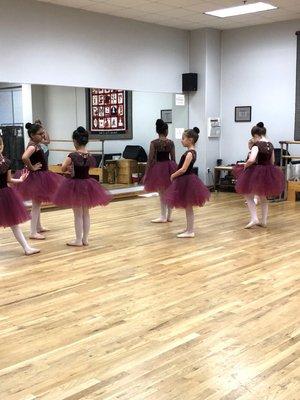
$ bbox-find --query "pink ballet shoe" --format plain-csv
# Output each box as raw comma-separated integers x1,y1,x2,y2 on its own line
177,232,195,238
66,241,83,247
244,221,259,229
258,222,267,228
151,218,168,223
38,227,50,233
29,233,45,240
25,247,40,256
83,241,89,246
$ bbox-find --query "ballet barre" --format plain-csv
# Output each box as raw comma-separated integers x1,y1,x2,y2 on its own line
49,164,103,182
49,138,106,169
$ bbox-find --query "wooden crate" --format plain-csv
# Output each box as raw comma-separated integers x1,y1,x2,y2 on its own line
116,159,137,184
287,180,300,202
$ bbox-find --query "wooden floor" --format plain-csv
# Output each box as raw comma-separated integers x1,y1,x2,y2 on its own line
0,193,299,400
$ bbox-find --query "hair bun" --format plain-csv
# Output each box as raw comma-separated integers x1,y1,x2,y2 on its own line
77,126,86,133
256,122,264,128
25,122,32,130
193,126,200,134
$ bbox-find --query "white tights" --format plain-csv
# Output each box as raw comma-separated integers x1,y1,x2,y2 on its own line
72,207,90,245
245,195,268,225
185,206,195,233
10,225,32,253
31,201,42,235
159,190,172,221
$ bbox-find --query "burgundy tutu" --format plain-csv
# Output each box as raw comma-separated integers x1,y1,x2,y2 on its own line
16,170,64,203
165,174,211,208
232,164,245,180
235,164,285,196
53,177,112,208
143,160,177,192
0,187,30,228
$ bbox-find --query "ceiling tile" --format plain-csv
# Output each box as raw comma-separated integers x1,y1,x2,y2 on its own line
35,0,300,31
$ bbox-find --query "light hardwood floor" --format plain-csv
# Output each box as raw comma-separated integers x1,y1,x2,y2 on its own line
0,193,299,400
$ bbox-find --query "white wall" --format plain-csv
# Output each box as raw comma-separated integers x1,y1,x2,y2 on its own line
31,85,189,164
0,0,188,93
188,28,221,183
221,20,300,164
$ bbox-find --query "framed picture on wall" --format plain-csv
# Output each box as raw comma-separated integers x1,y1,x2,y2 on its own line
87,88,133,140
161,109,172,124
235,106,252,122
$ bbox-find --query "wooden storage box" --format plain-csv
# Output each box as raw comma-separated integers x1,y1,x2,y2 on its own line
116,159,137,184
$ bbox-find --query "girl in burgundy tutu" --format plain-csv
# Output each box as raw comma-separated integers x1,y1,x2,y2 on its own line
235,123,285,228
53,127,111,246
0,137,40,255
17,122,63,240
143,119,177,223
234,132,260,205
165,128,211,238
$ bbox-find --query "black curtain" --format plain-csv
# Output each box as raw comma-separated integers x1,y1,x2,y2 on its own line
295,31,300,140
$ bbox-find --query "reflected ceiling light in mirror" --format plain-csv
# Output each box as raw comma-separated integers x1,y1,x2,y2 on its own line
204,2,277,18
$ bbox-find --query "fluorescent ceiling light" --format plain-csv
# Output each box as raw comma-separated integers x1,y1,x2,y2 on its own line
204,2,277,18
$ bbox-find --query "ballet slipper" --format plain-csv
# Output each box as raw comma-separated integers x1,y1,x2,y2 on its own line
83,241,89,246
177,232,195,238
29,233,45,240
67,241,83,247
151,218,168,223
167,218,173,222
244,220,259,229
38,227,50,233
25,248,41,256
258,222,267,228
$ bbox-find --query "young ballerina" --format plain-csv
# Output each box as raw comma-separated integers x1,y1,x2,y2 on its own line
17,122,63,240
143,119,177,223
0,137,40,255
53,126,112,246
234,133,260,205
165,128,211,238
235,123,285,228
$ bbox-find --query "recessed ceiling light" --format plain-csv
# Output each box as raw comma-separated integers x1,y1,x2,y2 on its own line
204,2,277,18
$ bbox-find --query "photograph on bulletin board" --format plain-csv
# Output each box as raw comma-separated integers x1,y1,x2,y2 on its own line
86,88,132,140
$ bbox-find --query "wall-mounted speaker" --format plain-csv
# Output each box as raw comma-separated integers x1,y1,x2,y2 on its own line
182,73,198,92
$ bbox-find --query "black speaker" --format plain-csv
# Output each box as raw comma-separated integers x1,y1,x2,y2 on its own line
182,73,198,92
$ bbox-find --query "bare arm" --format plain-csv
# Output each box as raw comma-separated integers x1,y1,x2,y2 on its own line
271,150,275,165
61,156,72,173
7,170,29,184
171,152,193,181
244,146,258,169
22,145,42,171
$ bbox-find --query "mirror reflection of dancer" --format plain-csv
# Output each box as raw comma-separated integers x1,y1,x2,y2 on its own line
17,123,63,240
53,127,112,246
0,137,40,255
34,119,50,163
235,123,285,228
143,119,177,223
165,128,211,238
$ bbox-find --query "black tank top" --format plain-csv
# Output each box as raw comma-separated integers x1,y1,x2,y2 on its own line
0,156,10,189
177,150,196,175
